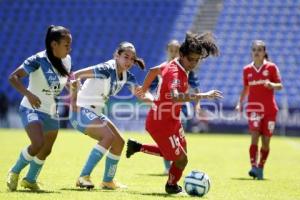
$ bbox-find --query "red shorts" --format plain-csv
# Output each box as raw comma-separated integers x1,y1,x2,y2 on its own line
247,112,277,137
145,113,186,161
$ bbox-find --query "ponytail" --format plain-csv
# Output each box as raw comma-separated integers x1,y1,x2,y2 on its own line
134,58,145,70
45,25,70,77
264,52,269,61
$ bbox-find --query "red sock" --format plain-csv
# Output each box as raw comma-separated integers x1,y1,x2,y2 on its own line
167,163,183,185
258,148,269,168
249,144,258,167
140,144,163,157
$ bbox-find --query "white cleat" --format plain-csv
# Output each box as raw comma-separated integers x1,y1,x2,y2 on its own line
76,176,94,189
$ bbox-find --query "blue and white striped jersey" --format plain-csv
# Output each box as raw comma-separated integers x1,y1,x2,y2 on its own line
20,50,71,116
77,59,138,115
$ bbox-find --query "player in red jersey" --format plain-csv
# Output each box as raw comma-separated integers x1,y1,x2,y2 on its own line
126,32,223,194
235,40,283,180
149,39,202,175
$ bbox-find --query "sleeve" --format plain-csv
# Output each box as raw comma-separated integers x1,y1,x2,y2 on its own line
92,63,111,79
243,68,248,86
148,64,164,91
21,55,40,74
188,71,200,89
270,65,281,83
125,71,138,90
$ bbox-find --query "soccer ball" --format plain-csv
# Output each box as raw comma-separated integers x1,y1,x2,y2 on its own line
184,170,210,197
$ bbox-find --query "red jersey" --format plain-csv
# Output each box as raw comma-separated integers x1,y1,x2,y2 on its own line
243,61,281,114
148,59,189,123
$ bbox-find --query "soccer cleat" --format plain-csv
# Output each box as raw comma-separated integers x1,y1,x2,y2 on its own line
20,178,40,191
6,171,19,191
256,168,264,180
165,183,182,194
101,180,127,190
248,166,258,179
126,139,142,158
76,176,94,189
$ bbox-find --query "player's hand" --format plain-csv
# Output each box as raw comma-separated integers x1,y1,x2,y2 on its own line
134,86,145,98
70,79,81,91
202,90,223,99
235,104,242,112
134,86,154,103
25,92,41,109
264,80,273,89
69,79,81,110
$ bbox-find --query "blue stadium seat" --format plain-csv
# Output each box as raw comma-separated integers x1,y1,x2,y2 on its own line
0,0,299,109
0,0,193,103
198,0,300,108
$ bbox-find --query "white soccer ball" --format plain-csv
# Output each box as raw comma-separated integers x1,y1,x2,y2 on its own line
184,170,210,197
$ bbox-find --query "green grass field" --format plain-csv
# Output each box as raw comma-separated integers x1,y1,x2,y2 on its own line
0,129,300,200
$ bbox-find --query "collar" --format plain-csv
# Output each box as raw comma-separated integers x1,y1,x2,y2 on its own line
174,58,189,76
251,59,267,73
113,60,126,82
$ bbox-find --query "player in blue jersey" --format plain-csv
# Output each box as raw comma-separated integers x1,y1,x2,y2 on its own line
70,42,152,190
147,40,201,174
7,25,72,191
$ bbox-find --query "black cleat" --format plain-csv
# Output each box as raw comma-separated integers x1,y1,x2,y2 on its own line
165,183,182,194
126,139,142,158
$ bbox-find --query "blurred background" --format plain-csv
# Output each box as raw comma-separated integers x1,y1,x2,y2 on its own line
0,0,299,136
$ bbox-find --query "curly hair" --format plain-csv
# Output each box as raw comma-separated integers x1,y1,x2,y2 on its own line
179,32,219,59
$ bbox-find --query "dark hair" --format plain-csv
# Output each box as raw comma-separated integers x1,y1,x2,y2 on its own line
179,32,219,58
45,25,71,77
114,41,145,70
252,40,269,61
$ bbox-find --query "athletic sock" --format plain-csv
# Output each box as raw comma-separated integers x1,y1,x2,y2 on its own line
80,144,107,177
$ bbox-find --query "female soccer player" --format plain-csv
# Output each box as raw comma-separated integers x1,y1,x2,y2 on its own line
235,40,283,180
149,39,201,175
70,42,152,190
7,25,72,191
126,32,223,194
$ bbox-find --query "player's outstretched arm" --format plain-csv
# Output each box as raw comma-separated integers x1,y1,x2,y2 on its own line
171,89,223,102
142,68,161,92
73,67,95,81
133,86,154,103
196,90,223,100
